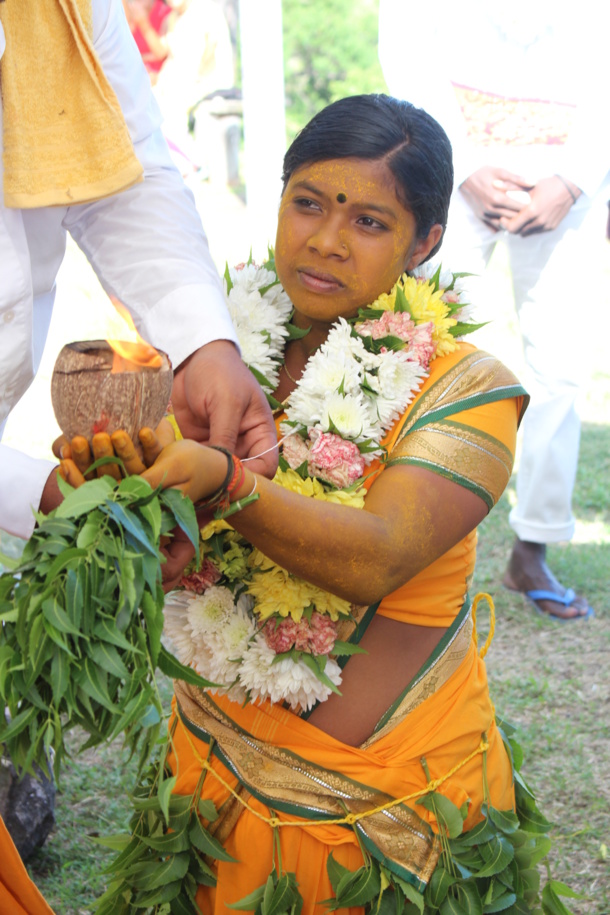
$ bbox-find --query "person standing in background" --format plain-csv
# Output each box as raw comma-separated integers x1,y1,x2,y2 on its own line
152,0,235,176
379,0,609,620
122,0,173,83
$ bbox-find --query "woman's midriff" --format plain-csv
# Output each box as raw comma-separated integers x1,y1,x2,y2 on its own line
306,614,448,746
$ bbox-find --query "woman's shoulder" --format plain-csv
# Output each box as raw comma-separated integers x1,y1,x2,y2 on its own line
419,341,528,422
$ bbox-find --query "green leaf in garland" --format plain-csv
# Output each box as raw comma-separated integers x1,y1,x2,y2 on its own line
394,283,413,315
541,883,577,915
224,261,234,294
131,878,183,907
483,890,517,912
55,476,115,519
157,644,220,689
226,883,266,910
487,805,520,835
330,640,367,657
329,862,381,908
425,865,455,907
158,774,178,825
141,589,164,666
49,649,70,704
442,881,484,915
142,824,191,854
476,835,514,878
392,876,425,914
89,641,131,680
286,321,311,340
188,815,237,862
327,852,352,892
298,652,342,695
103,502,157,557
417,791,464,838
449,320,489,338
160,488,200,554
42,595,82,637
78,657,118,713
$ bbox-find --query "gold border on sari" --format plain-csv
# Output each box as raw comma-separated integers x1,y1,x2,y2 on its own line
174,604,474,889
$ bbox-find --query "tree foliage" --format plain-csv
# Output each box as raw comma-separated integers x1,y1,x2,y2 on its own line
282,0,387,139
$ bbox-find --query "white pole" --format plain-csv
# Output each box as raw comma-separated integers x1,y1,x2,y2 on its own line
238,0,286,257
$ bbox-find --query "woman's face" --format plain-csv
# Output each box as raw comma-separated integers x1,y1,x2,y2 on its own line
274,158,442,328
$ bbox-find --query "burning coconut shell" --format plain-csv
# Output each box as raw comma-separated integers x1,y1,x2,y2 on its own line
51,340,173,448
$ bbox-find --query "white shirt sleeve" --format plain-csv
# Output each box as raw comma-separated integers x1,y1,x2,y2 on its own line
0,445,55,540
63,0,239,370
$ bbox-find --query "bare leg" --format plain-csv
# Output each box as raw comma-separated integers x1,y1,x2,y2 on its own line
503,538,592,620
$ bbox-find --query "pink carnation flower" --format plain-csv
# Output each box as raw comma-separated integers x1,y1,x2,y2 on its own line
408,321,435,369
308,612,339,655
308,430,365,488
356,310,416,343
282,433,311,471
180,558,222,594
262,612,338,656
263,617,301,654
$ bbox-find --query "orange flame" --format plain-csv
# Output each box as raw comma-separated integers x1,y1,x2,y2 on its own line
107,298,163,372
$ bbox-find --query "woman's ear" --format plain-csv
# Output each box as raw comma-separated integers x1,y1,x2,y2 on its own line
406,224,444,271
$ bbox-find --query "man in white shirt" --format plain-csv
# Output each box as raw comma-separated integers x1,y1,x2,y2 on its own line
0,0,277,569
379,0,609,619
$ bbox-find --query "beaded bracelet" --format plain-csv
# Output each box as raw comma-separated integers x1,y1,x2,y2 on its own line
193,445,235,512
215,475,260,520
194,446,260,519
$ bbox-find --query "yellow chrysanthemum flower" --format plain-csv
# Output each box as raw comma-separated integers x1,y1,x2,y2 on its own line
274,467,366,508
318,486,366,509
274,467,327,498
200,517,233,541
369,286,397,312
400,274,458,359
247,549,352,621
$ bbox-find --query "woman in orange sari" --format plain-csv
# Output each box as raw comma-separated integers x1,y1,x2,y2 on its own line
0,817,54,915
69,96,562,914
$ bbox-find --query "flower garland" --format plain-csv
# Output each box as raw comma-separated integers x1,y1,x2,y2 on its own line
164,254,479,710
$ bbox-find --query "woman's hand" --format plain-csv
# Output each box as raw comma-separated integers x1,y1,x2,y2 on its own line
140,440,232,506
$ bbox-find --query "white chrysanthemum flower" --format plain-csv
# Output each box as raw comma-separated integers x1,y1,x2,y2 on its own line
187,586,236,638
243,640,343,710
282,386,325,430
208,604,256,673
235,634,275,695
162,596,196,666
375,351,427,427
238,331,278,380
229,264,277,294
320,390,381,443
299,349,363,398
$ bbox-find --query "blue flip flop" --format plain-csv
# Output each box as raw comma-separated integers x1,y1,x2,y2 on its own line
523,588,595,622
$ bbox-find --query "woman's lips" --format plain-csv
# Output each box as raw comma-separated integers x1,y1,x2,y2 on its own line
297,268,345,293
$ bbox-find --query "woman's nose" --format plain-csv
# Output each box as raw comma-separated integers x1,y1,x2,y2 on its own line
307,218,349,258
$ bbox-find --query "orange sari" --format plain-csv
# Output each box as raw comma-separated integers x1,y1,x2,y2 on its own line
167,345,528,913
0,816,54,915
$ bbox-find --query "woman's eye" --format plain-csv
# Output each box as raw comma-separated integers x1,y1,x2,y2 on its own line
294,197,321,210
357,215,386,230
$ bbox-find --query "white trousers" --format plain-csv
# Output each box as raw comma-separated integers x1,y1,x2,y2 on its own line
441,185,601,543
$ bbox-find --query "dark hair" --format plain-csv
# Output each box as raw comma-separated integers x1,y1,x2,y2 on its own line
282,94,453,261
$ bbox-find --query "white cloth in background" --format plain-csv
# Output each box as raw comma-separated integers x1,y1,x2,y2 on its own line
379,0,610,544
153,0,235,172
0,0,238,540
